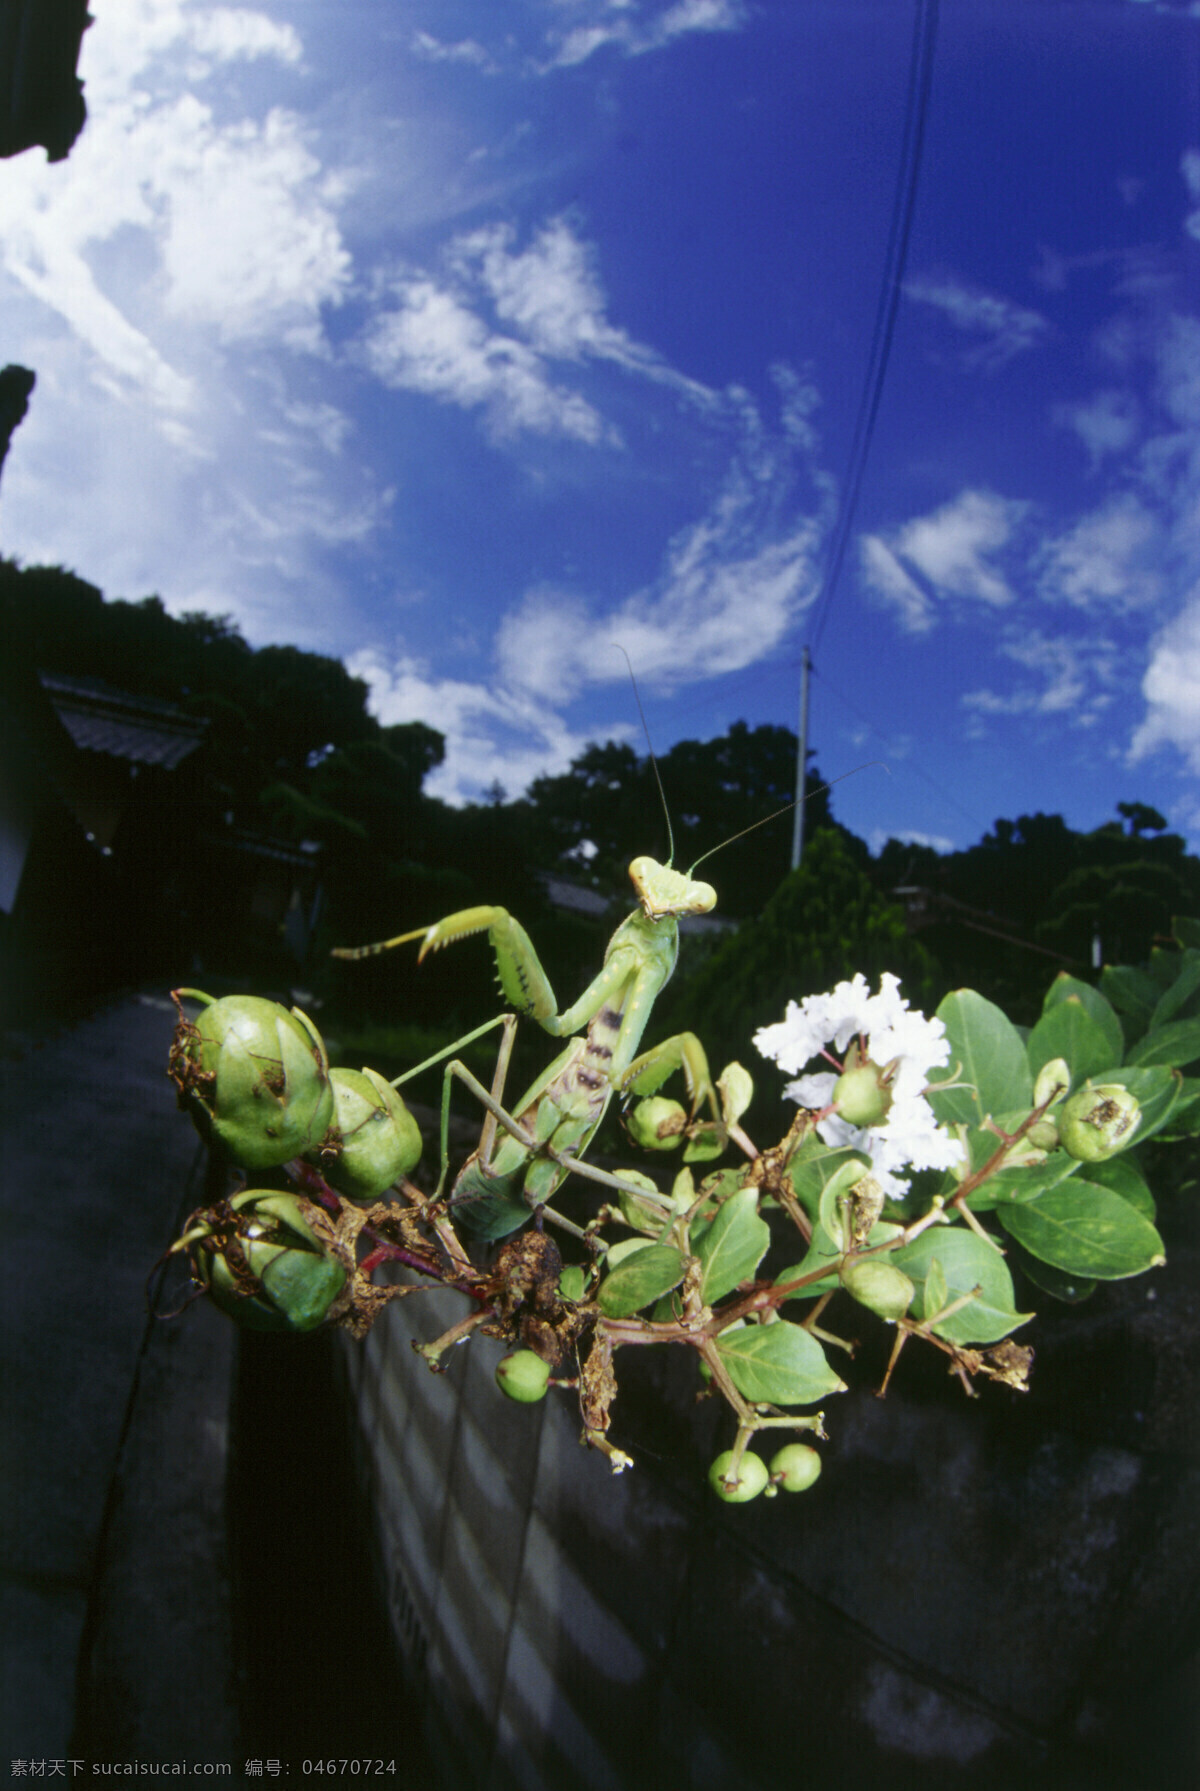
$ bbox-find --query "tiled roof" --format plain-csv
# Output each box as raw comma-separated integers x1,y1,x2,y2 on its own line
40,672,207,770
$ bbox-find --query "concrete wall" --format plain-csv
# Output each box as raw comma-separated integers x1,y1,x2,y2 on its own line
337,1251,1200,1791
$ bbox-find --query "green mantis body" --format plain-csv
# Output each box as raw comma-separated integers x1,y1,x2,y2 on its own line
334,855,720,1237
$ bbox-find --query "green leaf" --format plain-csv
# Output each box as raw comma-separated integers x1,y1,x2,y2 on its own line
927,990,1033,1127
1095,1064,1181,1144
1173,917,1200,950
1151,949,1200,1028
1009,1241,1097,1305
1081,1152,1154,1219
1099,964,1160,1037
1158,1076,1200,1141
683,1120,727,1163
597,1244,686,1317
558,1264,587,1302
1125,1016,1200,1071
1027,999,1121,1092
717,1062,754,1128
924,1255,949,1321
785,1145,871,1223
892,1225,1032,1345
695,1186,770,1304
716,1319,846,1405
1042,973,1124,1063
981,1149,1083,1209
998,1185,1165,1280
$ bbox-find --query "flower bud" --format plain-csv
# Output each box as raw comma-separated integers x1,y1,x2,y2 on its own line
319,1067,421,1200
832,1061,894,1128
770,1443,822,1492
169,992,334,1169
628,1096,687,1151
1033,1057,1071,1111
496,1350,551,1403
709,1449,769,1502
839,1257,915,1322
1059,1082,1141,1162
187,1191,347,1332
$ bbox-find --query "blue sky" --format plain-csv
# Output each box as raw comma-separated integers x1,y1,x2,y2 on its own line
2,0,1199,861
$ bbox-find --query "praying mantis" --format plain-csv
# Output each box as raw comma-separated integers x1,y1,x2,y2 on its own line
333,851,726,1241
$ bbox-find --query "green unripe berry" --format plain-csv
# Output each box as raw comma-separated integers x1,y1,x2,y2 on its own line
495,1350,551,1403
770,1443,822,1493
188,1190,347,1332
708,1449,769,1502
832,1062,893,1128
1059,1082,1141,1162
628,1096,687,1151
840,1257,915,1322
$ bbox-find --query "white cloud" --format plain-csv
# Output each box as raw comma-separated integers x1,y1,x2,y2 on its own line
1037,492,1163,611
361,274,615,444
495,415,827,700
1053,389,1141,466
345,646,616,806
1183,148,1200,242
361,214,719,443
869,828,956,856
905,276,1050,370
547,0,744,67
410,31,496,72
1129,588,1200,770
963,631,1117,728
862,490,1025,627
0,2,380,648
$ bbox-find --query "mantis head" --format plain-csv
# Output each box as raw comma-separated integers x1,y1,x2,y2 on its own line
628,856,717,922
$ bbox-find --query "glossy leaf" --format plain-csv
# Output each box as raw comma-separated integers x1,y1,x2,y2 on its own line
695,1186,770,1304
1098,964,1159,1038
786,1145,871,1224
892,1225,1032,1345
926,990,1032,1127
1010,1241,1097,1305
1027,999,1120,1091
1151,949,1200,1028
597,1244,687,1317
1081,1151,1154,1219
1124,1017,1200,1071
1041,974,1123,1064
998,1184,1165,1280
716,1319,846,1405
979,1148,1083,1210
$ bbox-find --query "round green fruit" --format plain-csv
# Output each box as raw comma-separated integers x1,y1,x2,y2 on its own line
770,1443,822,1493
170,993,334,1169
495,1350,551,1403
320,1067,422,1199
840,1257,915,1322
628,1097,687,1151
1059,1082,1141,1162
708,1449,769,1503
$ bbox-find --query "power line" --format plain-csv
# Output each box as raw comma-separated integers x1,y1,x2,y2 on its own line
806,0,940,659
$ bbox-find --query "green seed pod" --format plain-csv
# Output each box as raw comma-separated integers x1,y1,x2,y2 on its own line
770,1443,822,1493
1059,1081,1141,1162
832,1062,893,1128
319,1067,421,1200
495,1350,551,1403
840,1257,915,1322
628,1096,687,1151
170,993,334,1169
708,1449,769,1503
188,1191,347,1332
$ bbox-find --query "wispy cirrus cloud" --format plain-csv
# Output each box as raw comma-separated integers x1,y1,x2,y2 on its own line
1130,588,1200,772
962,629,1118,729
861,490,1027,632
547,0,745,68
1036,492,1164,611
360,213,716,444
905,274,1051,370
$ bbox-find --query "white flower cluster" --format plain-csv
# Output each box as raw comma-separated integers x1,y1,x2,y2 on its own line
754,973,964,1198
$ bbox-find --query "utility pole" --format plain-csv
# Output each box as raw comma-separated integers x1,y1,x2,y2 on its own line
790,645,811,871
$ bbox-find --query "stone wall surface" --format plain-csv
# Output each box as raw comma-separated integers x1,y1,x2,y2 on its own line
339,1244,1200,1791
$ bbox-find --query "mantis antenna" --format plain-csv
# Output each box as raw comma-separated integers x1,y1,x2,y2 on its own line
614,643,676,867
687,762,889,878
